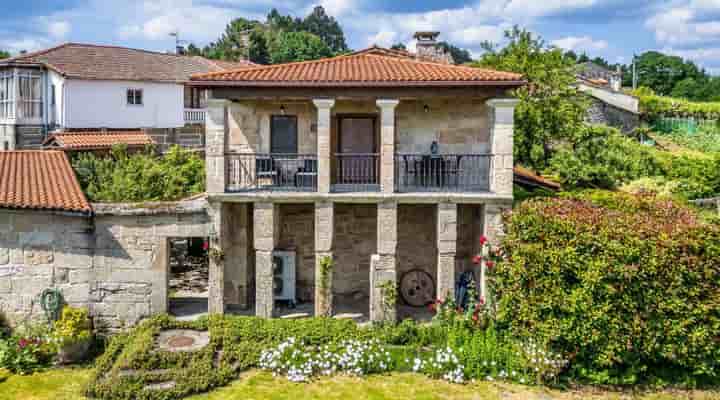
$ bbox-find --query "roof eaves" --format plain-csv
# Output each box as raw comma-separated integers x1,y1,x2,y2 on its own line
187,79,528,88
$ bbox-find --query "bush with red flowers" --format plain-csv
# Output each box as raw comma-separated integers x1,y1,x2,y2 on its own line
493,190,720,386
0,333,54,374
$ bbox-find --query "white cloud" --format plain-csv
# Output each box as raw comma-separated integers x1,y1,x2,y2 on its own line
47,20,71,39
503,0,600,18
551,36,608,52
366,30,397,47
316,0,356,17
0,38,50,54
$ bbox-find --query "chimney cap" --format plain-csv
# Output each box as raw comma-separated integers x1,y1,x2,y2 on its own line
413,31,441,41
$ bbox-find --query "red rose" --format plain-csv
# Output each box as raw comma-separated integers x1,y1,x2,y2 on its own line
479,297,486,305
18,338,28,349
479,236,488,245
472,255,483,265
472,313,479,321
486,260,494,268
202,241,209,251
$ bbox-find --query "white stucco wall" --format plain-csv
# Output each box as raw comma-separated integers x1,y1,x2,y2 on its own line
48,70,65,127
64,80,184,129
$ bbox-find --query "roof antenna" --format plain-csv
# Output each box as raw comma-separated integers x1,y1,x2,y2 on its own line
169,31,187,55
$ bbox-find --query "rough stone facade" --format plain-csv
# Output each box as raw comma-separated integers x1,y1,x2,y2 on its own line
0,200,209,331
586,96,641,134
146,124,205,153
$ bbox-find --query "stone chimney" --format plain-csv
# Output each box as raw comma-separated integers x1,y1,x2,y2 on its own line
413,31,453,64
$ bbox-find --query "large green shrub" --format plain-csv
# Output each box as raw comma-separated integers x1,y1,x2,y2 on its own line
548,125,662,189
633,87,720,120
494,192,720,385
72,145,205,202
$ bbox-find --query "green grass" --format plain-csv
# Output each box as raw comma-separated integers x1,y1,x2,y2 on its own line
1,368,718,400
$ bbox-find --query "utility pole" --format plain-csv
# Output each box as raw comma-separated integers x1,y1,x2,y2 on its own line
632,54,638,90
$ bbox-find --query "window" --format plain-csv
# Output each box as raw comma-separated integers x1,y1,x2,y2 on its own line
0,71,13,119
270,115,298,154
127,88,143,106
17,70,42,119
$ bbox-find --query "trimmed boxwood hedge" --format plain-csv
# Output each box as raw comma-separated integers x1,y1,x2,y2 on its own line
493,191,720,385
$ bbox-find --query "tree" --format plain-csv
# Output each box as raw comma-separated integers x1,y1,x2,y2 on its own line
391,43,407,51
437,41,473,64
268,31,333,64
202,18,270,64
632,51,705,96
301,6,348,53
0,50,9,59
476,26,587,170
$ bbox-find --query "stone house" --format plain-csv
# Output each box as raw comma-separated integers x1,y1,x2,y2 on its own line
574,62,640,133
0,43,254,151
190,46,525,321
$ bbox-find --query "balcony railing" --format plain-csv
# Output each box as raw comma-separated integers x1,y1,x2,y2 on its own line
332,153,380,192
394,153,492,192
226,153,317,192
184,108,206,124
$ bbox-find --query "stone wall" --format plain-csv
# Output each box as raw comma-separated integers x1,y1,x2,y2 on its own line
145,124,205,153
224,98,492,155
333,204,377,297
0,200,209,331
277,204,315,302
397,205,437,289
586,97,640,133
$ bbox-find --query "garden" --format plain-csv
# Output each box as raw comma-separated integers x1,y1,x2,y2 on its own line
2,191,718,399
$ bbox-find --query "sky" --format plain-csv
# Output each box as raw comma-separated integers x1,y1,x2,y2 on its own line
1,0,720,74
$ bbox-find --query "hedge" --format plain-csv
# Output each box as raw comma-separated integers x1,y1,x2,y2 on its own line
493,191,720,385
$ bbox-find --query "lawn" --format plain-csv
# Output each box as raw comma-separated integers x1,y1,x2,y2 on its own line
1,368,717,400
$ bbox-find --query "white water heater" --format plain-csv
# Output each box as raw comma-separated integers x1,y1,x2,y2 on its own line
272,251,296,305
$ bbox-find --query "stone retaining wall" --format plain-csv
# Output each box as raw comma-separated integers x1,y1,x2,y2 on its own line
0,199,209,331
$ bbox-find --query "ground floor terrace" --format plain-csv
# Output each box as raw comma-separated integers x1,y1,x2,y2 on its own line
201,198,508,323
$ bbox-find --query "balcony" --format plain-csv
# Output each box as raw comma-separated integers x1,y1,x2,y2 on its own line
226,153,318,192
184,108,206,124
394,154,492,192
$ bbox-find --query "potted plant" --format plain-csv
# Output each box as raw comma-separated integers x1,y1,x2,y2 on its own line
52,306,92,364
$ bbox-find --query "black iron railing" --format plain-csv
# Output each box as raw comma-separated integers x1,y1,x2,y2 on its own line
332,153,380,192
226,153,318,192
394,153,492,192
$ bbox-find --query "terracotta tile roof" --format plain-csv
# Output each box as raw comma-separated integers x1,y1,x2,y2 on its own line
43,131,155,151
191,48,525,87
1,43,256,83
0,151,91,213
513,166,561,191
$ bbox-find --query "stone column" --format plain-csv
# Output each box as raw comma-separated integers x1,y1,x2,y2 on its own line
436,202,458,301
206,99,229,194
254,202,279,318
370,201,398,322
486,99,519,196
207,200,226,314
313,99,335,193
224,203,250,309
480,203,508,301
314,201,334,317
376,99,400,193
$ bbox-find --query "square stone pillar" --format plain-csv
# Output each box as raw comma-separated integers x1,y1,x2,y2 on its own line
480,203,509,301
376,99,400,193
207,200,226,314
436,202,458,301
254,202,279,318
206,99,229,194
370,201,398,322
313,99,336,193
486,99,519,196
224,203,250,309
314,201,334,317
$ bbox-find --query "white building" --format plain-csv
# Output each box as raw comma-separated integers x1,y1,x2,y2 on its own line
0,43,253,150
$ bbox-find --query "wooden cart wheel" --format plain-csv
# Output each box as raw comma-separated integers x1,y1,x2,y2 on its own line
399,269,435,307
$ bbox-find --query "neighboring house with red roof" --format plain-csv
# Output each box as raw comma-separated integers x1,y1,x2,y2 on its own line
189,37,526,320
0,43,254,150
43,130,156,153
574,62,640,133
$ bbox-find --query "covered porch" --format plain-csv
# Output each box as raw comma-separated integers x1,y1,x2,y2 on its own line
205,199,507,323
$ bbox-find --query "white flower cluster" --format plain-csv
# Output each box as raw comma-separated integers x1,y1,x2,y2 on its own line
412,347,465,383
259,337,393,382
520,339,569,380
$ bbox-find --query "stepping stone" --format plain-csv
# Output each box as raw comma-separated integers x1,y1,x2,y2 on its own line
156,329,210,352
144,381,176,391
333,313,364,321
280,312,310,319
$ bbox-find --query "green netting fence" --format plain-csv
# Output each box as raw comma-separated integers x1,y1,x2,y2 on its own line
652,117,720,134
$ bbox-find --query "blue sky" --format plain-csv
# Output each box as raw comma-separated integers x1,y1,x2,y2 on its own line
2,0,720,74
